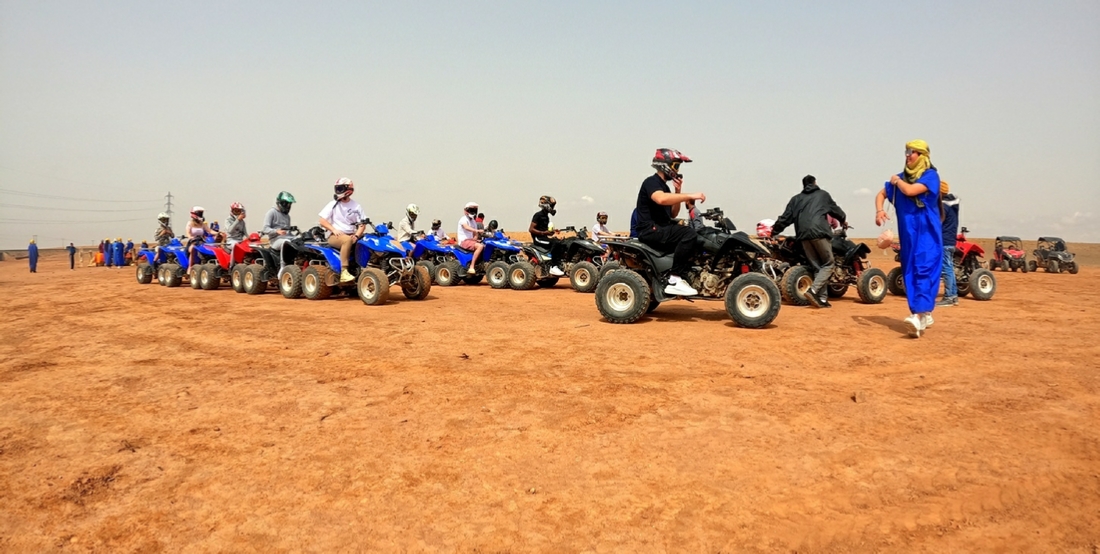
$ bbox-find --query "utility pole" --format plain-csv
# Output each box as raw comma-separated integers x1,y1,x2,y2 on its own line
164,191,174,226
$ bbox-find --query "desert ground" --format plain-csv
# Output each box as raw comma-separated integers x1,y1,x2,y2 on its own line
1,245,1098,552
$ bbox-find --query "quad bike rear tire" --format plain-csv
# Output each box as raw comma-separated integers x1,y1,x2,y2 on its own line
163,264,182,288
231,264,246,292
435,260,462,287
358,267,390,305
415,260,436,283
279,265,303,298
1047,260,1060,273
136,263,153,285
1068,261,1079,274
302,266,334,300
464,274,484,285
402,264,432,300
598,261,621,281
857,267,888,304
594,269,651,324
245,263,268,294
487,261,510,289
190,266,202,289
725,273,781,329
827,284,848,298
1028,260,1037,272
156,266,167,286
199,263,220,290
886,266,905,297
569,261,599,293
536,277,559,288
780,265,812,306
969,268,996,300
509,261,537,290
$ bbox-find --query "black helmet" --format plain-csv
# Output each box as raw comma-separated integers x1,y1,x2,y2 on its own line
487,219,499,232
276,191,296,213
431,219,441,229
539,195,557,216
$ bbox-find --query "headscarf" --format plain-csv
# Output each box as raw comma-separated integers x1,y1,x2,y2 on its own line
904,139,932,183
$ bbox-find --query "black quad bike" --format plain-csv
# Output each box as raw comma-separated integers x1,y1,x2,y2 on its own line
1030,236,1078,274
511,226,606,292
594,207,781,328
759,226,887,305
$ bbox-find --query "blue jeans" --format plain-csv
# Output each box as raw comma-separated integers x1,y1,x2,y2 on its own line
941,246,957,298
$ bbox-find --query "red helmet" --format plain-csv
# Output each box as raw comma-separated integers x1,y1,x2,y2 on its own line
652,148,691,178
248,232,261,242
230,202,244,213
334,177,354,200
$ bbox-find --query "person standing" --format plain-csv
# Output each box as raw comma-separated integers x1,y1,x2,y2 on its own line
28,238,39,273
318,178,367,283
66,242,76,270
113,237,125,267
875,139,943,338
938,182,959,307
104,238,114,268
770,175,847,308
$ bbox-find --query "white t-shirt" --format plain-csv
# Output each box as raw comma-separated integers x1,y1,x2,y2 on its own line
431,228,447,240
456,215,478,242
319,199,365,235
592,221,611,243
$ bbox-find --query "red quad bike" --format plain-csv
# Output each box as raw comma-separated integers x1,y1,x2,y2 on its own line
989,236,1028,272
886,226,996,300
193,234,265,291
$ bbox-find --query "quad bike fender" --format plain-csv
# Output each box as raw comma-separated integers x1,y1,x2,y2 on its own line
566,239,605,260
718,230,769,258
304,243,343,274
256,248,280,271
231,241,259,264
611,241,674,275
208,245,233,268
956,241,984,258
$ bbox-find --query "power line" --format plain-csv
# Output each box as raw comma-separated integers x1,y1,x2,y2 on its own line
0,217,148,224
0,203,153,212
0,164,150,194
0,188,161,203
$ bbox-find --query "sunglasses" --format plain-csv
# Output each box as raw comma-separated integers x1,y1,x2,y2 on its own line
905,149,919,156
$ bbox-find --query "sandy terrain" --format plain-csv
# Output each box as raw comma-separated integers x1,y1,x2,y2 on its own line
1,249,1098,552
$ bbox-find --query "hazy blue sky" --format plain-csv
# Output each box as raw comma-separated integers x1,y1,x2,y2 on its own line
2,0,1098,249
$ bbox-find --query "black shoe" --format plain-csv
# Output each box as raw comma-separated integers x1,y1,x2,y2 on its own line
804,288,826,308
820,296,832,308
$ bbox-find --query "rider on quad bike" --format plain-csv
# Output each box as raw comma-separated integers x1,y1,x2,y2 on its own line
224,202,247,244
632,148,707,297
456,202,484,275
529,195,566,277
318,178,367,283
430,219,447,241
395,203,419,242
263,191,297,250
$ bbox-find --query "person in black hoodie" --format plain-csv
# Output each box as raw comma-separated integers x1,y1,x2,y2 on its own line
771,175,847,308
938,182,959,307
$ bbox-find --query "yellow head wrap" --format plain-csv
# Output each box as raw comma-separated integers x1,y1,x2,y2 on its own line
904,139,932,183
939,180,950,195
30,238,36,244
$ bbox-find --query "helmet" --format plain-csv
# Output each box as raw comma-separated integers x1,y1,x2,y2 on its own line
487,219,499,232
651,148,692,179
464,202,479,216
406,203,420,219
276,191,296,213
248,232,261,242
158,212,170,222
538,195,557,216
334,177,354,200
431,219,441,229
190,206,205,221
230,202,244,214
756,219,776,238
596,211,608,225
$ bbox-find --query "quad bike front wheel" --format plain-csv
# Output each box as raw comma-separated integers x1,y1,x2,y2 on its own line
402,264,431,301
358,267,390,305
487,261,510,289
595,269,651,324
969,268,996,300
857,268,887,304
780,265,812,306
508,261,537,290
156,266,167,286
279,265,303,298
231,264,246,293
725,273,781,329
1020,260,1029,273
1047,260,1060,273
245,263,268,295
163,264,182,288
569,261,599,293
598,261,621,281
827,284,849,298
199,263,220,291
886,266,905,297
302,266,334,300
190,266,202,289
1028,260,1037,272
135,263,153,285
1067,261,1079,274
435,260,462,287
416,260,436,283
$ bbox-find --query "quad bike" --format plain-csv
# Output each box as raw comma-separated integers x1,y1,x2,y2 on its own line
434,230,524,289
224,233,272,294
1031,236,1078,274
514,226,607,292
134,239,180,285
265,226,327,299
298,220,431,305
758,224,887,305
406,232,456,284
594,207,781,328
989,236,1028,272
887,226,996,300
156,240,195,288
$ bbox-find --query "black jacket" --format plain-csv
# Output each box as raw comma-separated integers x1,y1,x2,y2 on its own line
941,194,959,246
772,183,846,241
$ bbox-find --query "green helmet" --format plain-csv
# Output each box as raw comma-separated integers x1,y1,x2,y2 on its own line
276,191,296,213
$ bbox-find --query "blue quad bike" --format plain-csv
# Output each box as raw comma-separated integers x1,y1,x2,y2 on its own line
404,232,456,284
154,239,197,288
433,230,526,289
135,239,179,285
298,221,431,305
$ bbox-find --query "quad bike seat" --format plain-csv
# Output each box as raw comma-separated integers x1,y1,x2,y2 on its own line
620,239,674,274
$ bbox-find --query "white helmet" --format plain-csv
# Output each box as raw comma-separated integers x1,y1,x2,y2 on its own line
406,203,420,217
158,212,170,221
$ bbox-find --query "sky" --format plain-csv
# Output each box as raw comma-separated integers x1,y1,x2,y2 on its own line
2,0,1098,249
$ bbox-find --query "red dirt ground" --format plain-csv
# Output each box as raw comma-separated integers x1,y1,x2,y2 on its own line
1,249,1098,552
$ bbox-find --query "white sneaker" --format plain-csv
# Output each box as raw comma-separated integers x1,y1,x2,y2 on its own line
664,277,698,297
921,313,934,329
904,314,922,338
549,266,565,277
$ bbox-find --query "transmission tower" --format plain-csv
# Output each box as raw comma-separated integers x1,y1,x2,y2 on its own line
164,191,174,226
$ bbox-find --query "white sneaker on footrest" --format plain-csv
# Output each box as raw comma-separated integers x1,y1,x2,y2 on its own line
549,266,565,277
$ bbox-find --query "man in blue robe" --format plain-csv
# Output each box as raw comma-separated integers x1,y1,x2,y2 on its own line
28,239,39,273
